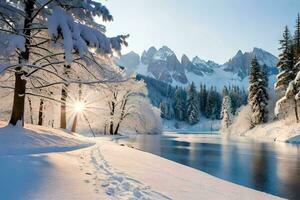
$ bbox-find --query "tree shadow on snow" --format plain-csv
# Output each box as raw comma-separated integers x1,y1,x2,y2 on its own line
0,154,54,200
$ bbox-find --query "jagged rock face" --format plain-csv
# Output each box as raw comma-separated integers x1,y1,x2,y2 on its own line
168,54,188,84
148,53,187,84
223,48,278,79
181,54,198,74
116,46,278,86
192,56,215,75
207,60,220,69
141,47,157,65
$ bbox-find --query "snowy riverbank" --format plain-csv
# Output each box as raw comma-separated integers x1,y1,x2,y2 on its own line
229,118,300,144
0,124,283,199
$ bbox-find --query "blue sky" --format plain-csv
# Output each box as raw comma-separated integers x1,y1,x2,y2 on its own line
103,0,300,63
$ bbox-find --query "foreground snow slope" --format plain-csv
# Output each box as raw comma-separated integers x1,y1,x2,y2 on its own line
0,123,283,199
0,124,102,200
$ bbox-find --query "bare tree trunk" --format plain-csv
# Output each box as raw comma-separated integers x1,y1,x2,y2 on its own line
38,98,44,126
27,97,34,124
295,99,299,123
10,73,27,126
9,0,35,126
71,115,77,132
109,101,115,135
114,123,121,135
113,99,128,135
60,87,67,129
104,123,107,135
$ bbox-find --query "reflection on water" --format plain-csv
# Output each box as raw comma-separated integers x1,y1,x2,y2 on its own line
117,133,300,200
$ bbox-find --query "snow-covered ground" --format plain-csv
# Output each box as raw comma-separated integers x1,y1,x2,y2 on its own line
235,119,300,143
225,105,300,144
0,122,284,199
163,118,220,133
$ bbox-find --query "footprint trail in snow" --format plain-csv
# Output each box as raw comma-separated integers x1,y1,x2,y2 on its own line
80,146,171,200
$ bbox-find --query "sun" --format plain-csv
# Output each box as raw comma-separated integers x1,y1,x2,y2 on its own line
73,101,86,113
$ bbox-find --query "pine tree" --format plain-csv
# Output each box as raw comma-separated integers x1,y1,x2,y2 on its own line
220,95,233,130
181,88,188,121
206,87,218,119
160,101,167,118
187,82,199,124
199,84,207,115
167,100,175,119
174,88,184,121
248,57,268,126
214,89,222,119
222,86,229,97
294,13,300,61
275,26,295,95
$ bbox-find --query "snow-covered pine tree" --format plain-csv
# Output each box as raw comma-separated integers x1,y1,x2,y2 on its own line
222,86,229,97
205,87,216,119
174,88,184,121
199,84,207,115
275,26,295,96
294,13,300,61
187,82,199,125
166,99,174,119
0,0,128,126
262,64,269,89
160,101,167,119
213,87,222,119
220,95,233,130
248,57,268,126
181,88,188,121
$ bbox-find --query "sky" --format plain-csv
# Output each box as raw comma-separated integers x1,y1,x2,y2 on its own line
103,0,300,64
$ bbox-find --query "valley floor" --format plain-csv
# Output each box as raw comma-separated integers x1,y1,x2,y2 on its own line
0,123,284,200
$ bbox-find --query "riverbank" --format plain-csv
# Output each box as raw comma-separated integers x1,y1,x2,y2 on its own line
229,119,300,144
163,118,220,133
0,123,283,199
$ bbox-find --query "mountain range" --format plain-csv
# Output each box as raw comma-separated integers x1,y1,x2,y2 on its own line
116,46,278,89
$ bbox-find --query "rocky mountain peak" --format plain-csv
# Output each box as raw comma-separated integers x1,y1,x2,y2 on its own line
116,45,278,86
153,46,175,61
192,56,206,65
141,47,158,65
223,48,278,79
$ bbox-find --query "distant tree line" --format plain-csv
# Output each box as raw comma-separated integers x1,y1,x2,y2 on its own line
159,82,247,125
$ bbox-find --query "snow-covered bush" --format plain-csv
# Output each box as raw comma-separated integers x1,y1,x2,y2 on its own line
229,105,253,136
220,95,233,133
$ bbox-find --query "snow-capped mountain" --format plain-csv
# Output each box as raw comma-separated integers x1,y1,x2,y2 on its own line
223,47,278,78
116,46,278,90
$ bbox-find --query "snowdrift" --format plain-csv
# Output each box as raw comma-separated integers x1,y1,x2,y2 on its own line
0,122,94,155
